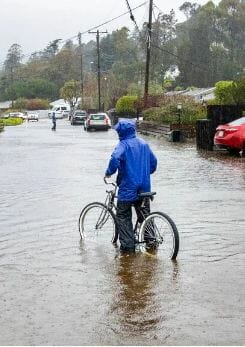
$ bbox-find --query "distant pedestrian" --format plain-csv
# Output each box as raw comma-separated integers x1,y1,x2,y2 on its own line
51,112,56,131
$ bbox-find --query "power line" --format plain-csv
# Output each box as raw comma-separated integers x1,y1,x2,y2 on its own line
126,1,209,74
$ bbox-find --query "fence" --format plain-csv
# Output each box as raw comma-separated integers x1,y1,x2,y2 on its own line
137,121,171,138
0,120,4,132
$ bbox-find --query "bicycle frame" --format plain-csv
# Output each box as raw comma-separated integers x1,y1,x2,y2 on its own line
103,177,151,243
103,178,117,213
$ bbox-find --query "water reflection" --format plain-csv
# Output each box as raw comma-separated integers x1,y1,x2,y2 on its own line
110,252,180,337
197,149,245,167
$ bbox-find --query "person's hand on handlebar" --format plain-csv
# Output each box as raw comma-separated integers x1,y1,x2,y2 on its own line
104,176,111,184
104,176,117,187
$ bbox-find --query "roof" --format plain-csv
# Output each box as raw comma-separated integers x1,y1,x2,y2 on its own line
50,99,70,107
165,87,215,101
0,101,12,109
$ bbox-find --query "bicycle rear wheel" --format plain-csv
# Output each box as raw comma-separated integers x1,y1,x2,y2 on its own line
139,212,179,259
79,202,118,243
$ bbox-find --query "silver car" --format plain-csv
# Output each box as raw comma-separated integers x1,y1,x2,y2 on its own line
84,113,111,131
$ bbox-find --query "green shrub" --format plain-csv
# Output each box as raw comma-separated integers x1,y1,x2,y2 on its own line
143,99,206,125
214,81,235,104
3,118,23,126
116,95,138,114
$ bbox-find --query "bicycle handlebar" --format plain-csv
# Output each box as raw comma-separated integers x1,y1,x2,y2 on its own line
104,176,117,188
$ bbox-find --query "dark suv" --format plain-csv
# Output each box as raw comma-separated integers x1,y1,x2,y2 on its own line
70,110,87,125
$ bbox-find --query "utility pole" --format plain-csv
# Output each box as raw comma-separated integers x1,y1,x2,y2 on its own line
10,66,14,108
89,30,107,111
78,32,84,108
144,0,153,107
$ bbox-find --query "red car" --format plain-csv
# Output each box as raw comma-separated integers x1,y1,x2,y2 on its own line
214,117,245,155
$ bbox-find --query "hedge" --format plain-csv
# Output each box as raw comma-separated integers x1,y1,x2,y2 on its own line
2,118,23,126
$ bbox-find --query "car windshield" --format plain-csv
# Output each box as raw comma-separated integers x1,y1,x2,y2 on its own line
75,112,86,116
229,117,245,126
90,114,105,120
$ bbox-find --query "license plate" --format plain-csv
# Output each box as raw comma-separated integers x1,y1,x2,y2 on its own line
218,130,224,137
91,120,103,125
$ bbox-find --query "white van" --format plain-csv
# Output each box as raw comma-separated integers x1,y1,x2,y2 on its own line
48,105,70,119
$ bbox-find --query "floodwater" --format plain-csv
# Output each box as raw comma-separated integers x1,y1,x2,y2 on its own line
0,118,244,345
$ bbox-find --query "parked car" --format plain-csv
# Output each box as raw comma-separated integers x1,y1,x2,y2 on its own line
2,113,10,119
214,116,245,155
27,113,39,122
84,113,111,131
48,105,70,119
70,110,87,125
8,112,25,119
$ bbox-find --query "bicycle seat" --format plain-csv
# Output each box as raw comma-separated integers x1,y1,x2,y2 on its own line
138,192,156,199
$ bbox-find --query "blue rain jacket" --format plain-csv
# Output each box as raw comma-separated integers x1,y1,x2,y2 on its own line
105,120,157,202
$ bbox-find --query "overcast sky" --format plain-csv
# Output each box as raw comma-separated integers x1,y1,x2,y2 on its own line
0,0,219,64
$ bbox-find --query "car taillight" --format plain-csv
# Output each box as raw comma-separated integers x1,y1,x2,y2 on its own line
105,118,108,124
225,128,238,132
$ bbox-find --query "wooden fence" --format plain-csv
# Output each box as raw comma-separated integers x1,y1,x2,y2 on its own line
137,121,196,139
196,119,214,150
137,121,171,138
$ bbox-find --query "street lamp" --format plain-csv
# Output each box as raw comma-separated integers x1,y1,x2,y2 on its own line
90,61,94,72
177,103,182,127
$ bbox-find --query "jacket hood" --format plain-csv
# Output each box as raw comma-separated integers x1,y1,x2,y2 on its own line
114,119,136,140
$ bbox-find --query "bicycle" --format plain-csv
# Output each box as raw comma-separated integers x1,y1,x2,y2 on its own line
78,178,179,259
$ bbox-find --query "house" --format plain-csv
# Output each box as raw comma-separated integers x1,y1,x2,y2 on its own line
49,99,70,108
165,87,215,102
0,101,12,112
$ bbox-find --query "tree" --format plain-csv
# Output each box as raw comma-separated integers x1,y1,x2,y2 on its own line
179,2,200,19
3,44,23,105
176,2,220,86
60,80,81,109
13,97,27,110
3,79,57,100
4,44,23,72
232,77,245,104
142,9,177,84
42,39,62,58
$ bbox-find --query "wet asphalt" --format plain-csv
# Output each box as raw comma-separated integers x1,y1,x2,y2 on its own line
0,117,244,345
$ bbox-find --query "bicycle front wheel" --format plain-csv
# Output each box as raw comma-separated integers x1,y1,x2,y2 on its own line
139,212,179,259
79,202,118,244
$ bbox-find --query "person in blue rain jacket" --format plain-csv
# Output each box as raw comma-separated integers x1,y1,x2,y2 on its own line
105,119,157,252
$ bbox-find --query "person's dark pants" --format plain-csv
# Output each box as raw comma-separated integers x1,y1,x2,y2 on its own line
52,121,56,131
116,199,150,252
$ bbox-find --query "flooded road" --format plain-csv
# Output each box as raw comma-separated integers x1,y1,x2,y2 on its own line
0,118,244,345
